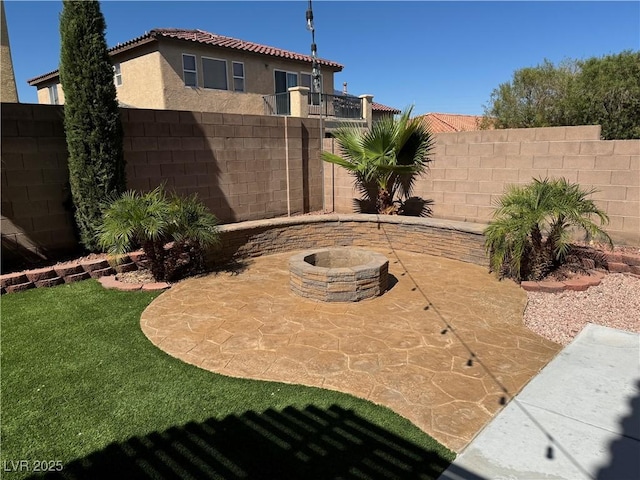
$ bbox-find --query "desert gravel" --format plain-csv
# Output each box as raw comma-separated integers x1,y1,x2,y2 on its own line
523,273,640,346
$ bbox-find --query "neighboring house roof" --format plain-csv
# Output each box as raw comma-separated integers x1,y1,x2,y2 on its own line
372,102,400,114
416,113,487,133
28,27,344,86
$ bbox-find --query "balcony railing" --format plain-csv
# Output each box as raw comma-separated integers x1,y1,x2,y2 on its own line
309,93,362,119
263,93,363,119
263,92,291,116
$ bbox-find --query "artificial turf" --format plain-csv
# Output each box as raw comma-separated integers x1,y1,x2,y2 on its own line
1,280,455,479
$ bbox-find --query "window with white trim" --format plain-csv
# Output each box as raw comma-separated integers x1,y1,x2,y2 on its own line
182,54,197,87
48,85,59,105
232,61,245,92
113,63,122,87
202,57,227,90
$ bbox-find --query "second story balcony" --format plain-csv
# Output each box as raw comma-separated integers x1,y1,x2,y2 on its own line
263,89,372,129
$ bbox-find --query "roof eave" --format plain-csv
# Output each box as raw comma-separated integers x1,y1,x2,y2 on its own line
27,34,158,87
27,29,344,86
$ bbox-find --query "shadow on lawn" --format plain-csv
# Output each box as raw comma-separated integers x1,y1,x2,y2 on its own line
35,405,457,480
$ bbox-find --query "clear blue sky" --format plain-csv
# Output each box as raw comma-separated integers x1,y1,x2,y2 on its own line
5,1,639,115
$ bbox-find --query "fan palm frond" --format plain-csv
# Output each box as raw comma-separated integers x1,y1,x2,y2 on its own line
321,106,435,214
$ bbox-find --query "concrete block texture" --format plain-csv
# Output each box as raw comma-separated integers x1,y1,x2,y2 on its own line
3,105,639,271
1,104,326,266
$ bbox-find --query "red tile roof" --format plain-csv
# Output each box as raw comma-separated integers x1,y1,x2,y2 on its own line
28,28,343,86
416,113,489,133
152,28,343,69
372,102,400,114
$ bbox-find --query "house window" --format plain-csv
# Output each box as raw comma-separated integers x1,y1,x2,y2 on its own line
113,63,122,87
274,70,298,94
300,73,312,89
202,57,227,90
301,72,323,90
301,72,322,105
48,85,59,105
274,70,298,115
182,54,197,87
232,61,245,92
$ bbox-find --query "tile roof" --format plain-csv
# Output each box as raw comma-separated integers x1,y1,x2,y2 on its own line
152,28,343,69
28,28,343,86
416,113,489,133
372,102,400,113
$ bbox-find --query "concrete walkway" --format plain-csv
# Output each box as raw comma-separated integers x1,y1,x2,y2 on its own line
440,324,640,479
140,249,560,452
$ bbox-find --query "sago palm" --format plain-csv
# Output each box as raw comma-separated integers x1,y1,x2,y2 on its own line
98,186,219,281
484,177,612,281
322,106,434,214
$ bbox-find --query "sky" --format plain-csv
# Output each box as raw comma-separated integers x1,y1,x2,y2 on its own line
4,0,639,115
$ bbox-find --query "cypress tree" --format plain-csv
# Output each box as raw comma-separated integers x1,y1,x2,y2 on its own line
59,0,125,251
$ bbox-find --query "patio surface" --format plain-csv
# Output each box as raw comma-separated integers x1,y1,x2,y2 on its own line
140,249,561,452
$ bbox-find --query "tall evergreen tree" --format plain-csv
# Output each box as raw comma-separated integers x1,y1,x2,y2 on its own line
59,0,125,251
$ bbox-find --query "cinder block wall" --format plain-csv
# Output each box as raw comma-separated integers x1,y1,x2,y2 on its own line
1,103,323,269
326,126,640,246
1,104,73,267
121,108,323,222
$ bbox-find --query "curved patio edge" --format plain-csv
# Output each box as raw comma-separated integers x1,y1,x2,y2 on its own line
212,214,490,268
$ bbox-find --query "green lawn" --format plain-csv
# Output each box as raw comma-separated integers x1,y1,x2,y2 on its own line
1,280,454,479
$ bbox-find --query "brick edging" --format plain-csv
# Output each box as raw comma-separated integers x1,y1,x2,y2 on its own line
0,254,145,295
520,271,607,293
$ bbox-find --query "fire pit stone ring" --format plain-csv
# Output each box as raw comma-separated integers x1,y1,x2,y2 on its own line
289,248,389,302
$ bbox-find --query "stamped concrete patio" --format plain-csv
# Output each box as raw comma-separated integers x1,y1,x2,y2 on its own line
141,249,561,452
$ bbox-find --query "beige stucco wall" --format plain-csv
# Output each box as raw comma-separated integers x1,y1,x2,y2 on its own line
1,0,18,102
33,46,162,108
30,39,338,115
35,83,65,105
112,45,165,109
158,39,337,114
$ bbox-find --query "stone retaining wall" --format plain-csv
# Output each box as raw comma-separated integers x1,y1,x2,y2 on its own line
212,214,488,267
3,214,638,294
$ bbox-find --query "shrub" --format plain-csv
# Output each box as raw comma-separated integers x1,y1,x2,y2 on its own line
98,187,220,281
484,178,612,281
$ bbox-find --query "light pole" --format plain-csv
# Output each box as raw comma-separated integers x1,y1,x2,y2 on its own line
305,0,321,96
306,0,326,212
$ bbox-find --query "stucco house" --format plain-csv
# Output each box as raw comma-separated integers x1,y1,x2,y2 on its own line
28,28,345,116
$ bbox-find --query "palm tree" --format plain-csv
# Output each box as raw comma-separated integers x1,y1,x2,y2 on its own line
485,177,613,281
322,106,435,214
98,186,219,281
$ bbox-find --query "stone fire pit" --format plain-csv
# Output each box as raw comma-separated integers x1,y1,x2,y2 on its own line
289,248,389,302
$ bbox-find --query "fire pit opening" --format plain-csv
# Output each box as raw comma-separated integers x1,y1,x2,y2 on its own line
289,248,389,302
